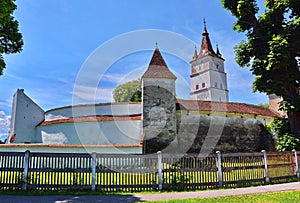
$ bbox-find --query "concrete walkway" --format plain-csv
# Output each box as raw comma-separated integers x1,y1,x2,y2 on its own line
1,182,300,203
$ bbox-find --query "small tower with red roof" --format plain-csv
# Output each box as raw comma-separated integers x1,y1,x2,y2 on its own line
141,46,177,154
190,20,229,102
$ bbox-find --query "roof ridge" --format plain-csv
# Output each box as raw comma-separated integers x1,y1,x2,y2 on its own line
142,48,177,79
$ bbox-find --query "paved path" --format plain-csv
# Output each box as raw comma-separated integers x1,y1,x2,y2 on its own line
1,182,300,203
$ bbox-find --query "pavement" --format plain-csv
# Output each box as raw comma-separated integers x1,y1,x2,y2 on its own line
1,182,300,203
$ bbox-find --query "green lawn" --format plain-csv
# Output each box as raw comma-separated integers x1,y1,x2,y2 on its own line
146,190,300,203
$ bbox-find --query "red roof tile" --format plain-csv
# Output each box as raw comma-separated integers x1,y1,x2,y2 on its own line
176,99,279,117
196,22,223,60
39,114,142,126
142,48,177,79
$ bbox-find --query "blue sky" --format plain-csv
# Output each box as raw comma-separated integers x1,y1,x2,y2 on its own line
0,0,268,139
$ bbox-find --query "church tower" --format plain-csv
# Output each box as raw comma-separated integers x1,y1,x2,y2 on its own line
142,46,177,154
190,21,229,102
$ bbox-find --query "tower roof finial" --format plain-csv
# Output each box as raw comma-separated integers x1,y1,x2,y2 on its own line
203,18,207,33
155,41,158,49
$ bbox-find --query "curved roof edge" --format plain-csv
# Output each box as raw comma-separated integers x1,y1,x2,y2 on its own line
46,102,141,113
39,114,142,126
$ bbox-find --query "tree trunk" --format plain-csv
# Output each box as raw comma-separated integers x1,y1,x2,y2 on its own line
287,110,300,139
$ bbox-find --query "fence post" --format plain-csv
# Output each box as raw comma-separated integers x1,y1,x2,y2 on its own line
216,151,223,187
91,152,96,191
157,151,163,191
293,150,299,178
23,150,30,190
262,150,270,183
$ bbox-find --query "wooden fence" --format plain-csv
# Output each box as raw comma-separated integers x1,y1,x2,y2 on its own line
0,150,299,191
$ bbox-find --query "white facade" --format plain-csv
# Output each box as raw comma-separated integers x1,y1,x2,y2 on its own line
7,90,143,154
190,56,229,102
8,89,45,143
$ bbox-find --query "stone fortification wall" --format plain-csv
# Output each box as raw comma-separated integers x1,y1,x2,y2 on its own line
142,79,177,153
176,113,275,153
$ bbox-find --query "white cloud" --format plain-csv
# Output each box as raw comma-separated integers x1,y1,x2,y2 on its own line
73,85,114,102
0,111,11,140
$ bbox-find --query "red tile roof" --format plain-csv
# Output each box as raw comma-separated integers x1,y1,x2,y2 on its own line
39,114,142,126
142,48,177,79
176,99,279,117
196,22,223,60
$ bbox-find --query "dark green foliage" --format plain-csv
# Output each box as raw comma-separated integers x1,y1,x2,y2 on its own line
268,117,300,151
269,117,291,136
0,0,23,75
130,90,142,102
221,0,300,138
113,79,141,102
276,133,300,152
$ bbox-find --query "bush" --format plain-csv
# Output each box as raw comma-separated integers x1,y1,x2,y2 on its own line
268,117,300,151
276,133,300,152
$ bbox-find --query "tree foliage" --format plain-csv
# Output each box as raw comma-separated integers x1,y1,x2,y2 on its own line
222,0,300,138
113,79,141,102
268,116,300,151
0,0,23,75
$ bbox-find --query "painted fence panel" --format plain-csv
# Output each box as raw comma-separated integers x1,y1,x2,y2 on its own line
221,152,265,186
0,151,299,191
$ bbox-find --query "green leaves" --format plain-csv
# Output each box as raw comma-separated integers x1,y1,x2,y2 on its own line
0,0,23,75
113,79,141,102
222,0,300,137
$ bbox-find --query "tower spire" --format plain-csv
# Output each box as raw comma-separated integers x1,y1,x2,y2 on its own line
198,20,216,58
216,43,222,57
193,45,198,59
142,47,177,79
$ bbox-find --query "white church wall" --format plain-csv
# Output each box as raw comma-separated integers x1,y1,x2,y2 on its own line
0,144,142,154
8,89,44,144
37,120,142,146
45,103,141,120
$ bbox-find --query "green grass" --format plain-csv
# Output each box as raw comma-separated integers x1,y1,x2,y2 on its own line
145,190,300,203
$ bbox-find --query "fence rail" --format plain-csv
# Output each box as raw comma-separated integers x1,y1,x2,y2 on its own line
0,150,299,191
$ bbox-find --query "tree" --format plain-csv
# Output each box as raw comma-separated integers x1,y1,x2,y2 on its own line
222,0,300,138
258,103,270,108
0,0,23,75
113,79,141,102
268,116,300,151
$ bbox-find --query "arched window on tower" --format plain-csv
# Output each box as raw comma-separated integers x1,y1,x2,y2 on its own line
202,83,205,88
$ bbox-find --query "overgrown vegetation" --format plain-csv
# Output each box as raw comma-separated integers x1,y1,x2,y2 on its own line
267,117,300,151
221,0,300,139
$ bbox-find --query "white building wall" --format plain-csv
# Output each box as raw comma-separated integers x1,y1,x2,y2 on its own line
190,55,228,102
37,120,142,145
8,89,44,144
0,145,142,154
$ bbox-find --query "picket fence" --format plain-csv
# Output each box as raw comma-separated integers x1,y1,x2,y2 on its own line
0,150,299,191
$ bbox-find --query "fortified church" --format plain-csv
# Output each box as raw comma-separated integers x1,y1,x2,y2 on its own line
4,23,279,154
